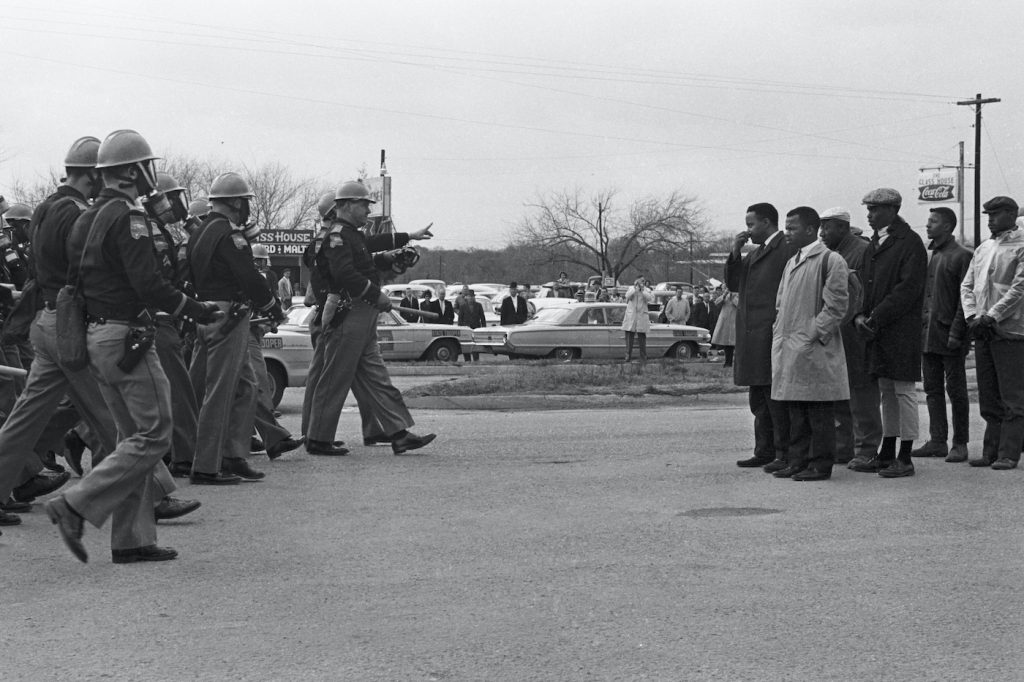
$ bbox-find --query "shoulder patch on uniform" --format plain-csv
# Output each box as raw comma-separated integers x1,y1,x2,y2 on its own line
231,233,248,250
129,214,149,240
328,233,344,248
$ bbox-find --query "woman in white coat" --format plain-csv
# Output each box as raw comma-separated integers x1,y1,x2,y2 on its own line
621,277,654,362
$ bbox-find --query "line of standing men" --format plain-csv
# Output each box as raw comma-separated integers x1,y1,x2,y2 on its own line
728,187,1024,480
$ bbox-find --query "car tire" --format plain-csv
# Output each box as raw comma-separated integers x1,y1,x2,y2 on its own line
266,360,287,408
670,342,697,360
426,339,459,362
552,347,579,362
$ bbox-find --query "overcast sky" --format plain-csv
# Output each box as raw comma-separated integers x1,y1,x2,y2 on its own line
2,0,1021,250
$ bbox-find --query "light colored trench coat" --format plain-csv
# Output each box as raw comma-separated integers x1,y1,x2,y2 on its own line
770,241,850,401
621,285,654,333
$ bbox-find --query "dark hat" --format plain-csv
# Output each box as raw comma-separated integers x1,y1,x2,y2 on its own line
861,188,902,207
509,281,518,288
982,196,1019,214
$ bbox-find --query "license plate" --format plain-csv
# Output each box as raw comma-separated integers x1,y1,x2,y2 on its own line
261,337,283,349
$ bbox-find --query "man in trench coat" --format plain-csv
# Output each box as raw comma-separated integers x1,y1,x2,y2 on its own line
725,202,798,470
770,207,850,481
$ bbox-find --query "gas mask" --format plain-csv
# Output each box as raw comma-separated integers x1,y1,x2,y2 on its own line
5,221,29,245
144,190,189,227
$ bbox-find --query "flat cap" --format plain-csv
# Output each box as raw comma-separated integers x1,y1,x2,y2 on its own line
982,196,1019,214
819,207,851,222
861,188,902,207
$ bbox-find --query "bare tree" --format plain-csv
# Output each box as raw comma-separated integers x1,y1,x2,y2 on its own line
514,188,708,282
161,154,219,203
243,161,319,232
7,169,63,206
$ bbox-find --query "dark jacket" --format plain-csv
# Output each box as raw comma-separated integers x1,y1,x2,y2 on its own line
861,216,927,381
724,230,797,386
687,298,712,330
921,234,972,355
831,231,872,387
420,298,442,319
459,301,486,329
500,295,527,325
437,298,455,325
398,295,418,322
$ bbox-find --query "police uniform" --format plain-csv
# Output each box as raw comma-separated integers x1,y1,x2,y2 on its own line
0,187,125,508
299,223,330,437
304,222,415,445
187,212,277,477
59,187,209,552
247,258,293,454
148,217,200,474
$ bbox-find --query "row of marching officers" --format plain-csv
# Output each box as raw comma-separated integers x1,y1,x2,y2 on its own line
0,129,435,564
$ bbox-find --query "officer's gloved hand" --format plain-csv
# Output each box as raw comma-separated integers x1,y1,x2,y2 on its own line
267,302,287,325
375,291,393,312
196,301,226,325
853,314,876,341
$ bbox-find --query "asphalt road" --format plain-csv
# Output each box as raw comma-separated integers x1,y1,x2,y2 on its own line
3,384,1022,681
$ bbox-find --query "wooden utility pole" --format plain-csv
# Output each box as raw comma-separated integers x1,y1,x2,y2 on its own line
957,93,1000,246
958,141,965,243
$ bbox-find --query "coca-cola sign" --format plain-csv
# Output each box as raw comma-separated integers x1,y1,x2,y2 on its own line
918,169,958,204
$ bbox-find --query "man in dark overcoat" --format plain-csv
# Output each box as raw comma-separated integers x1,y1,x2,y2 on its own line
725,202,798,470
849,188,927,478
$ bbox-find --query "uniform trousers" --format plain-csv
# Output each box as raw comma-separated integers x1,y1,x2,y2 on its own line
155,320,198,467
878,377,919,440
247,326,290,450
974,337,1024,462
305,301,413,443
748,384,789,462
0,310,118,501
786,401,835,472
300,318,324,438
834,379,882,461
63,322,171,551
191,303,256,474
921,351,969,445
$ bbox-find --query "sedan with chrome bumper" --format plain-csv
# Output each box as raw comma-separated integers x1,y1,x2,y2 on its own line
472,302,711,361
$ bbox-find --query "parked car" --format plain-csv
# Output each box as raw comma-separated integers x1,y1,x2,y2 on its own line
259,305,479,406
472,302,711,362
408,279,447,299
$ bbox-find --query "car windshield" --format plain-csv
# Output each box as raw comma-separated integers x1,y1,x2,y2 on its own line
284,306,314,326
526,307,572,325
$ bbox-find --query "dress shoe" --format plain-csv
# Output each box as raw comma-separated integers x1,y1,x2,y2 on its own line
272,410,282,419
969,456,995,467
0,509,21,525
848,456,888,473
62,430,87,476
2,497,31,513
363,435,392,446
250,436,266,453
878,460,915,478
112,545,178,564
762,459,789,473
736,455,774,468
221,458,266,481
946,443,969,463
306,439,350,456
13,471,71,503
169,461,193,478
392,432,436,455
793,468,832,481
772,465,804,478
910,441,948,458
41,450,66,474
189,471,242,485
154,497,201,520
44,496,87,563
991,458,1018,470
267,436,303,460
